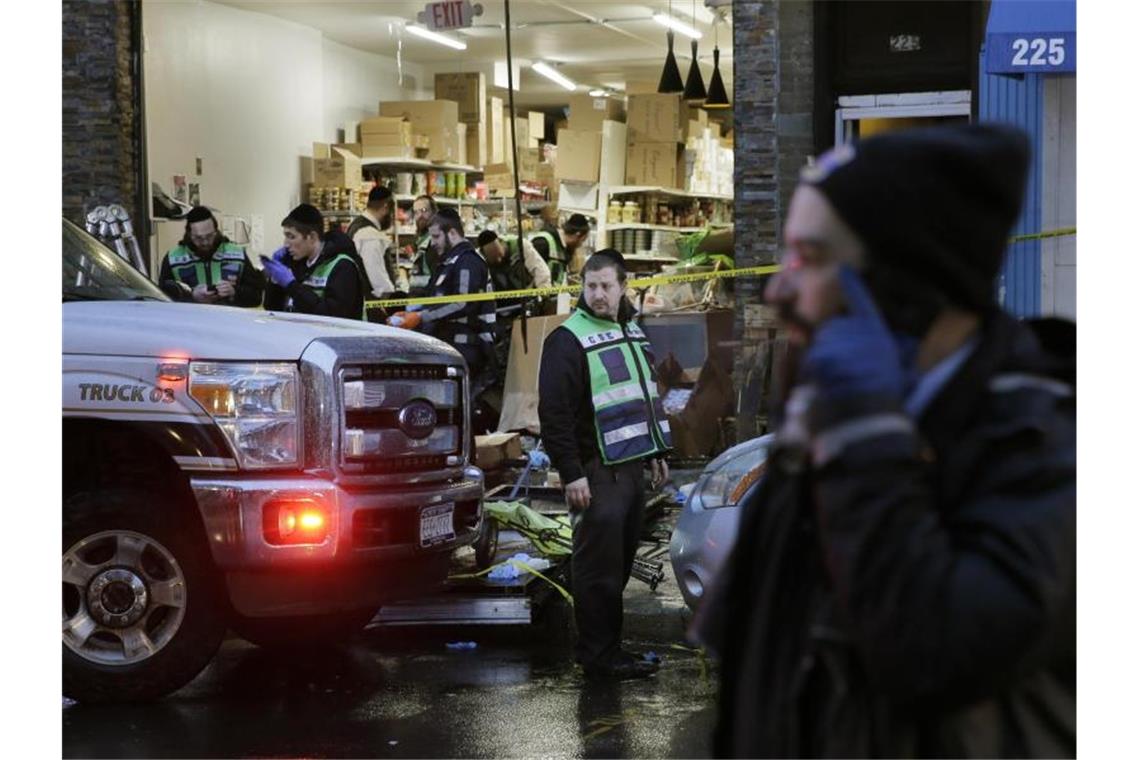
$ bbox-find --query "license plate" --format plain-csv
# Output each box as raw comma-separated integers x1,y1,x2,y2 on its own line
419,503,455,547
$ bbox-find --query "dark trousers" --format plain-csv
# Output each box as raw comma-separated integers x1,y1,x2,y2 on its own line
570,458,645,668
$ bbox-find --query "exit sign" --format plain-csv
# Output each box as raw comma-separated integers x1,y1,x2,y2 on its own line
419,1,482,31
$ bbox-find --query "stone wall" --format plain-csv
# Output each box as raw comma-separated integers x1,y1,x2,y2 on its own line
732,1,815,439
62,0,145,250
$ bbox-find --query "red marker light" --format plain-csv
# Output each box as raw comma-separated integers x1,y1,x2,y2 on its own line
264,498,330,545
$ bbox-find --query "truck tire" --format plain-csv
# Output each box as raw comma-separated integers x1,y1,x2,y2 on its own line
63,490,226,703
229,607,379,649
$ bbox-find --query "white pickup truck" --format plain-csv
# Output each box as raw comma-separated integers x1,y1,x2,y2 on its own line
62,219,483,702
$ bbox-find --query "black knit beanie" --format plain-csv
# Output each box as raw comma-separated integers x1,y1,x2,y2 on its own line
802,123,1030,329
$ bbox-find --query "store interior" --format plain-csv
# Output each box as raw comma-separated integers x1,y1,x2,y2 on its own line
144,0,735,279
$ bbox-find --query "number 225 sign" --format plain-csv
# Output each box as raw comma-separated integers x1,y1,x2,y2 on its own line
985,32,1076,74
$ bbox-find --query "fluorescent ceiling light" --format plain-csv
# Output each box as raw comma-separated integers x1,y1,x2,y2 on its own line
588,89,607,97
653,13,702,40
405,24,467,50
533,61,577,91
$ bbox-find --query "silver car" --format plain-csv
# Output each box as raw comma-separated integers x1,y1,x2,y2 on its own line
669,434,774,610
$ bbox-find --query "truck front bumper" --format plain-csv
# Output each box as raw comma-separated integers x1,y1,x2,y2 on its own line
191,467,483,617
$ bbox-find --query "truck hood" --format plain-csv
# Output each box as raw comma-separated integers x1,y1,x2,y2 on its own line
63,301,459,362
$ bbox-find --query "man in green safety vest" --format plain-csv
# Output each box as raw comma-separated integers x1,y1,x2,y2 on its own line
476,229,551,303
408,194,439,295
538,248,671,680
261,203,366,320
158,206,264,306
529,212,590,284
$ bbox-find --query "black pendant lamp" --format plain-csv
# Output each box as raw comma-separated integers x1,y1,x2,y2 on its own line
703,15,730,110
703,47,730,109
682,0,706,103
657,30,684,94
683,38,707,102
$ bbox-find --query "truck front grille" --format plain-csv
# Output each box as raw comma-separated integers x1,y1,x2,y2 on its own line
339,364,465,474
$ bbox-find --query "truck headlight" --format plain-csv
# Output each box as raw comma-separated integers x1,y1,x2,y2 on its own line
693,437,771,509
188,362,299,469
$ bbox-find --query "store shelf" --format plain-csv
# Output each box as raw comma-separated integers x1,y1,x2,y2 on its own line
318,208,358,216
360,157,480,173
606,185,735,202
607,223,705,233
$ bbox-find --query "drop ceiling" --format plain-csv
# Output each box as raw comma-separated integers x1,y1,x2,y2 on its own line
213,1,733,108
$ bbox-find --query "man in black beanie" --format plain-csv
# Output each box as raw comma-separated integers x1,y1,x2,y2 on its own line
705,124,1075,757
261,203,367,320
158,205,264,306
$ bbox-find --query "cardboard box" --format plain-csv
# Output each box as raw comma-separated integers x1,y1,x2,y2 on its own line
434,72,486,124
343,119,359,143
313,147,362,188
474,432,523,470
312,142,331,159
465,120,487,168
626,93,684,143
424,126,461,162
484,163,515,195
332,142,363,157
568,95,625,131
518,147,540,181
625,142,680,188
379,100,460,131
487,96,504,164
557,181,599,212
528,111,545,141
535,162,556,189
498,314,571,434
599,119,629,187
456,123,468,165
554,128,602,183
361,116,410,136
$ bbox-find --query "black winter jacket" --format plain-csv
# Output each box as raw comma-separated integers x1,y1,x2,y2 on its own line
711,311,1076,758
262,232,365,320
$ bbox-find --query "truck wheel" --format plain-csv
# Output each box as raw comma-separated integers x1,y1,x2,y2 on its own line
230,607,379,649
62,490,225,703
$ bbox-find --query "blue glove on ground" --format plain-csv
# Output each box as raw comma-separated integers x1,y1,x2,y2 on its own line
271,246,290,263
798,265,904,401
262,257,296,288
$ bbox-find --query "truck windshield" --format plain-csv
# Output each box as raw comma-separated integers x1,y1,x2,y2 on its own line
62,219,168,303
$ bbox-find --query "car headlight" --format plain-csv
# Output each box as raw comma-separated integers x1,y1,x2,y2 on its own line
188,362,299,469
693,438,771,509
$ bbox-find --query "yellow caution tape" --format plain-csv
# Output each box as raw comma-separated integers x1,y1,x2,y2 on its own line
449,558,574,606
366,264,782,310
369,227,1074,311
1008,226,1076,244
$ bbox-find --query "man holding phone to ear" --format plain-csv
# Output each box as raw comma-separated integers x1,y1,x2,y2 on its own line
261,203,366,320
706,125,1075,757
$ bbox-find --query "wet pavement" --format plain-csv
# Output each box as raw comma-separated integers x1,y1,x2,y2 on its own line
63,575,718,758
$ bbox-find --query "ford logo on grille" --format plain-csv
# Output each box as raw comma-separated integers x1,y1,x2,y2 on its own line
398,400,437,439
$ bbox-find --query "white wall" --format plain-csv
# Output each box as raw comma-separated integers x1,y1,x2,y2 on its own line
143,0,423,262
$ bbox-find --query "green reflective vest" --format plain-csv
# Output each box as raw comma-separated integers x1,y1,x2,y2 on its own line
300,253,364,319
561,308,672,465
490,236,530,293
528,230,566,285
165,242,247,289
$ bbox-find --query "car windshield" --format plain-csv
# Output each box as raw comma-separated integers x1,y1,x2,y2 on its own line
62,219,168,303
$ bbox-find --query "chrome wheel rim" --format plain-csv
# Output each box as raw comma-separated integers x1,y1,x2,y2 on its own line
62,529,188,665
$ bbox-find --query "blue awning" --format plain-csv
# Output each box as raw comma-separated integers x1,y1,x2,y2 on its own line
984,0,1076,74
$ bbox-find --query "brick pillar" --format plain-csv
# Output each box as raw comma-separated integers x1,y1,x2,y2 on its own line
62,0,146,255
732,1,815,440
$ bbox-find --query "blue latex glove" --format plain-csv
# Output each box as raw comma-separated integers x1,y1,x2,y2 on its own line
262,257,296,288
271,246,290,263
406,303,424,312
798,265,904,401
527,450,551,469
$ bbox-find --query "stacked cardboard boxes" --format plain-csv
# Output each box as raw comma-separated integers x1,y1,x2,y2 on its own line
435,73,487,167
379,99,461,163
625,93,685,189
359,116,413,159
